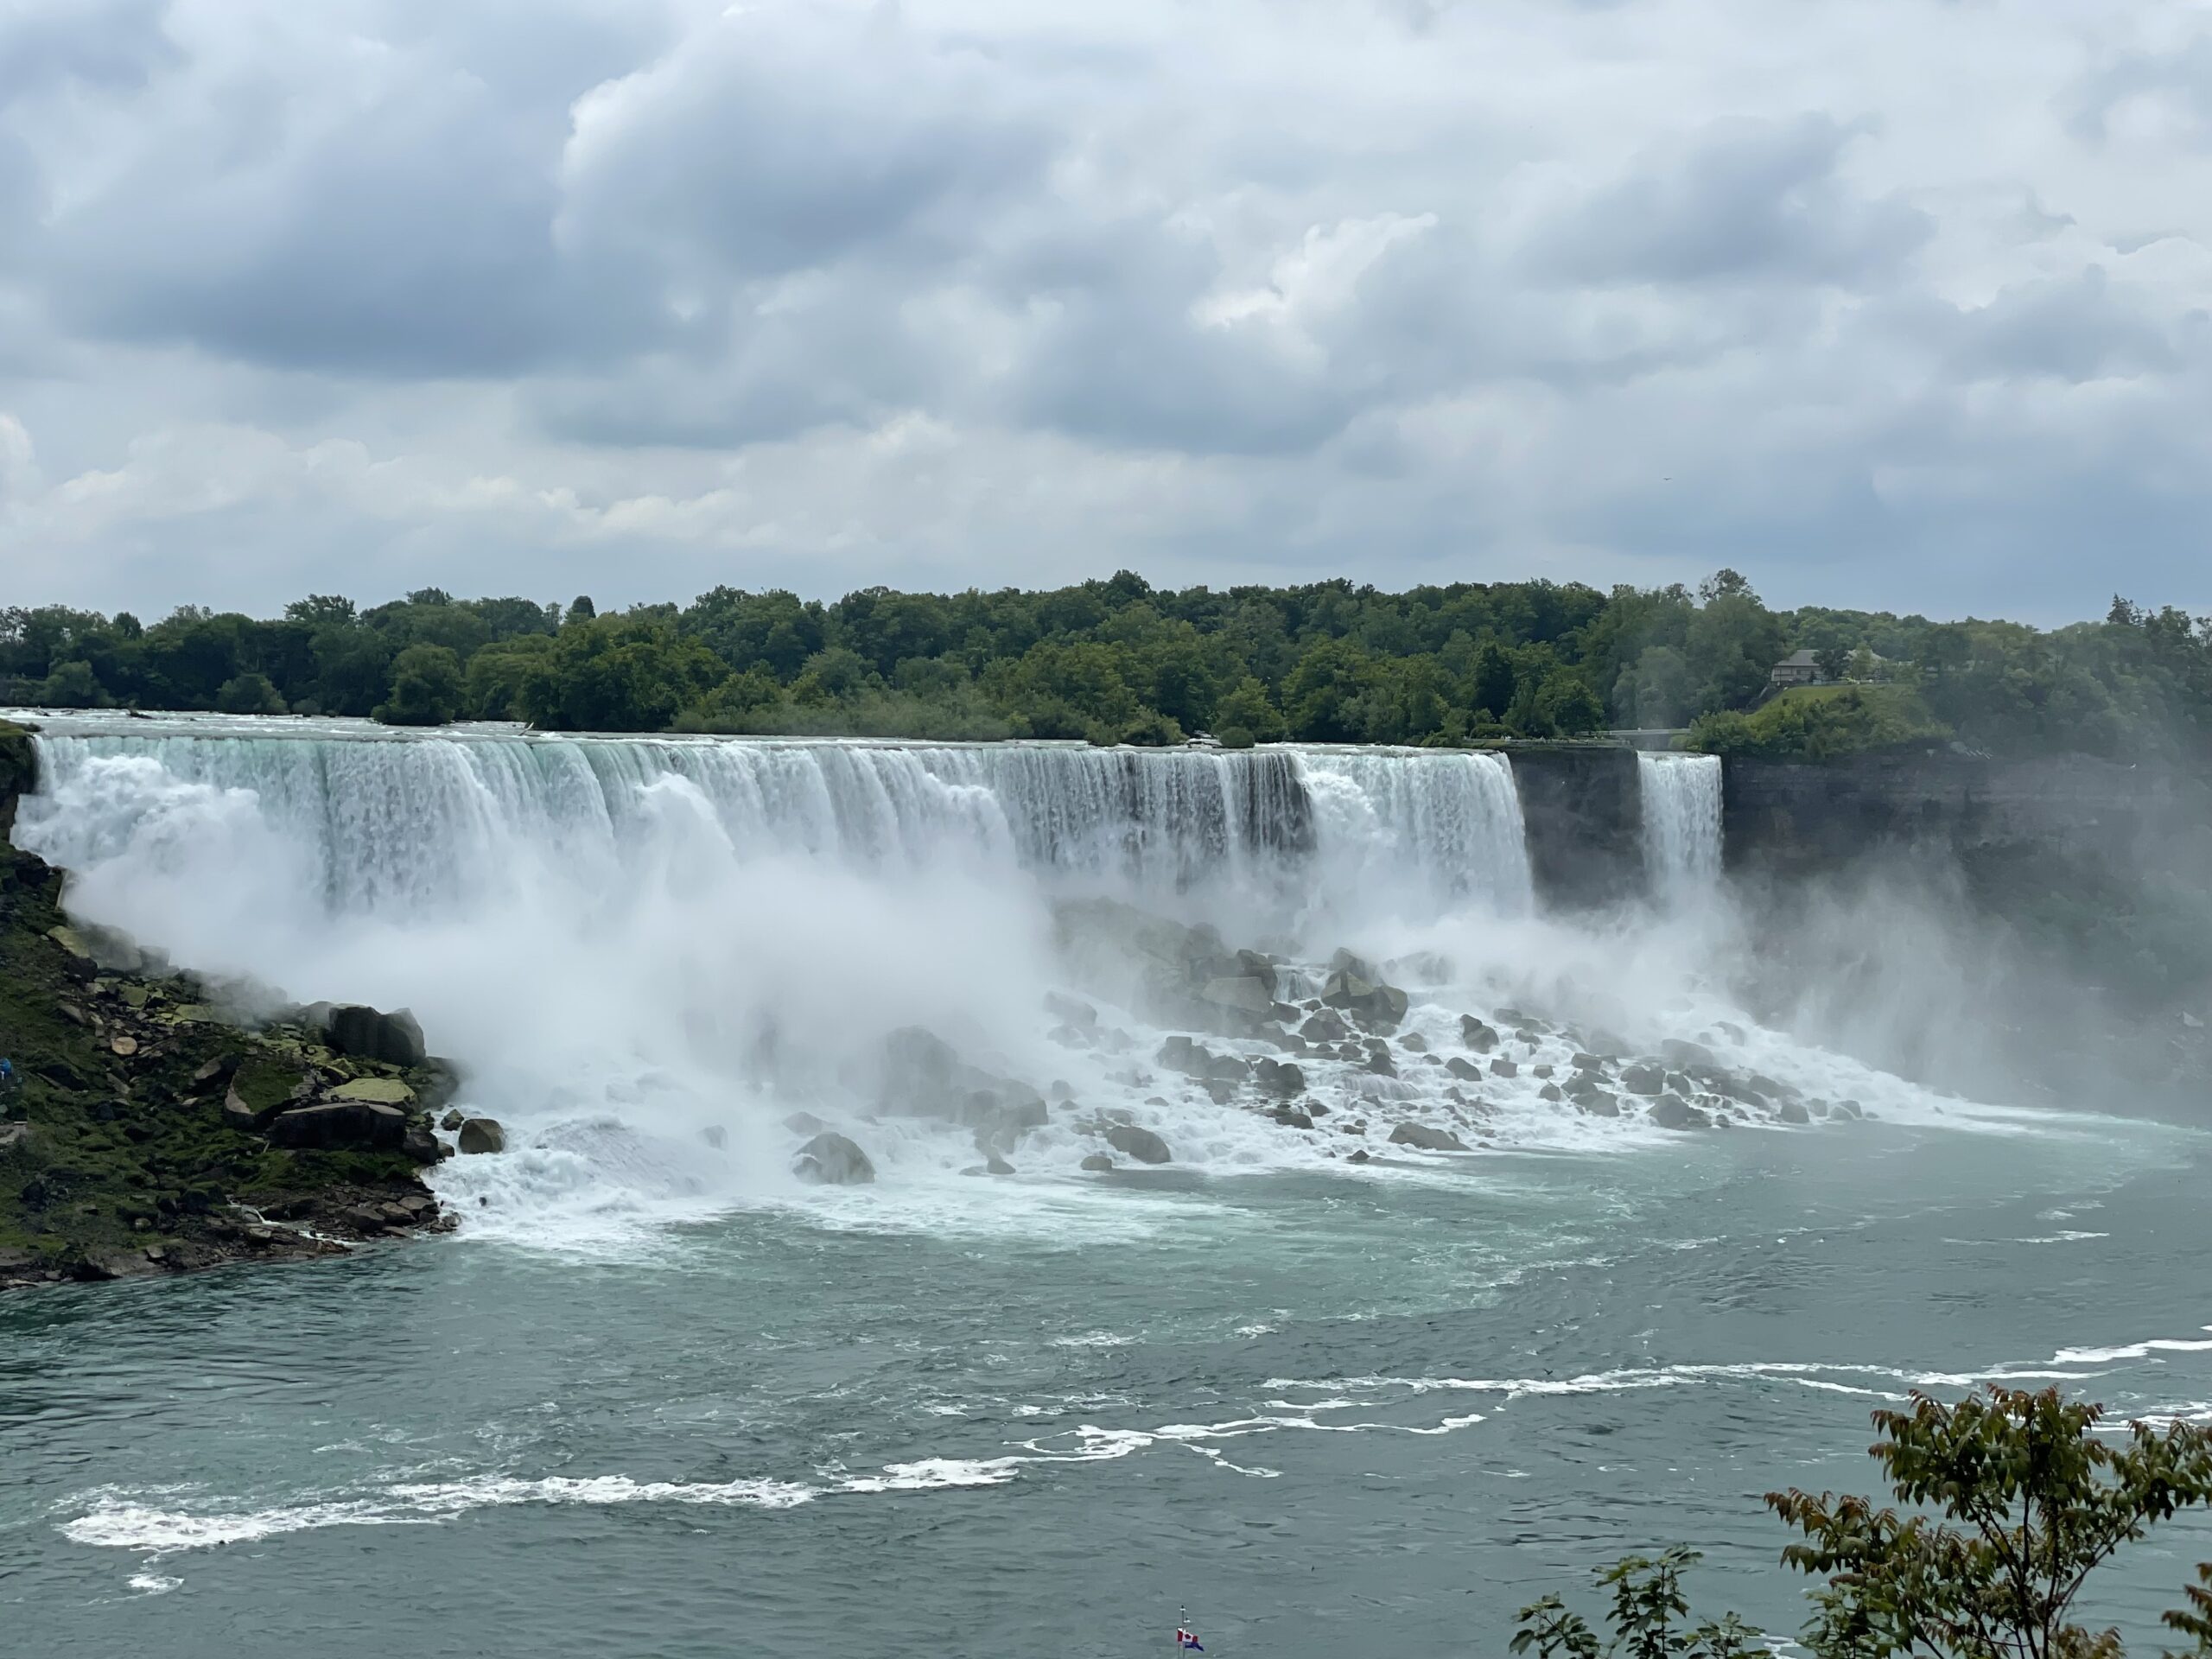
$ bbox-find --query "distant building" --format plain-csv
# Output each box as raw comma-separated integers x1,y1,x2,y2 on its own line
1769,649,1824,688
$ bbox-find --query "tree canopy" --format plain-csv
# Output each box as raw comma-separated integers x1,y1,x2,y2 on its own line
4,575,2209,760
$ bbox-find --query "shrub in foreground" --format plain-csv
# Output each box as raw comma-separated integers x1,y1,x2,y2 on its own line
1515,1388,2212,1659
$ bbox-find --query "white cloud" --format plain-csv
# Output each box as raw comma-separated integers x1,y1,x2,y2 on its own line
0,0,2209,620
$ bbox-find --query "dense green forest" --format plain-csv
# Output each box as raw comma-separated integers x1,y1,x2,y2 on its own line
3,572,2209,759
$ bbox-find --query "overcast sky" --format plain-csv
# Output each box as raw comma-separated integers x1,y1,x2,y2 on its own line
1,0,2208,623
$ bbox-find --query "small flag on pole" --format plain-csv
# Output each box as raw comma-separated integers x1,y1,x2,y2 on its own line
1176,1629,1205,1651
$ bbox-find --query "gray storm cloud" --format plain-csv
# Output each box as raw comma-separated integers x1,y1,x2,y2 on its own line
0,0,2209,618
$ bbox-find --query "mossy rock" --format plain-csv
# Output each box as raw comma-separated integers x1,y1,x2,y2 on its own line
229,1057,302,1118
329,1077,416,1105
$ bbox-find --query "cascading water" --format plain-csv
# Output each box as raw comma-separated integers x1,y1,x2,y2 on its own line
6,713,2011,1241
1637,752,1723,900
1291,748,1534,918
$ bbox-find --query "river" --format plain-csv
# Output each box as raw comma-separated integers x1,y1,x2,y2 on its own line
4,715,2207,1656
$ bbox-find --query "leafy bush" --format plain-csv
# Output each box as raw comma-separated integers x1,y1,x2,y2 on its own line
1516,1388,2212,1659
1688,685,1950,760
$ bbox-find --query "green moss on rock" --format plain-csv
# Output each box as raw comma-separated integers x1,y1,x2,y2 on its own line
0,830,457,1290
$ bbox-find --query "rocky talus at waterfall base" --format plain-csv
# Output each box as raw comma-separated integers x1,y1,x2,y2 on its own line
800,891,1868,1188
0,714,1889,1289
0,721,515,1290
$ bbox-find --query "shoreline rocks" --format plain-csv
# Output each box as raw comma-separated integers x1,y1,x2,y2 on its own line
0,779,465,1294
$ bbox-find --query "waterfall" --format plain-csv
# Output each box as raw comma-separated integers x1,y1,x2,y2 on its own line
1292,748,1534,914
1637,752,1723,899
15,723,1501,923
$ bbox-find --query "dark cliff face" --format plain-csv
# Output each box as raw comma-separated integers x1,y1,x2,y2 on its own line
0,721,35,842
1508,747,1644,910
1720,752,2199,876
1719,750,2212,1116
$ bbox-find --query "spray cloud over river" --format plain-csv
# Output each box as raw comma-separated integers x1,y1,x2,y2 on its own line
11,715,2075,1243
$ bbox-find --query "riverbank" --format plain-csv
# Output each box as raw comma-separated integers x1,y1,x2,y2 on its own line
0,721,468,1290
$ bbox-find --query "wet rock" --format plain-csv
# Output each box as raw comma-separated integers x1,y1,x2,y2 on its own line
1445,1056,1484,1082
1079,1153,1116,1173
1300,1008,1352,1044
1042,992,1098,1030
1104,1123,1172,1165
1321,951,1410,1032
1705,1071,1769,1107
1777,1101,1810,1125
1458,1015,1498,1052
1251,1057,1306,1096
1363,1044,1397,1077
1532,1064,1554,1078
1346,1148,1370,1164
1661,1039,1716,1070
1833,1098,1863,1119
1620,1063,1666,1097
1489,1057,1517,1078
1197,976,1274,1016
267,1100,408,1151
1647,1096,1708,1131
323,1005,428,1068
456,1117,506,1155
963,1089,1050,1152
1400,1033,1429,1053
74,1249,157,1282
1388,1122,1469,1153
1539,1083,1563,1103
986,1153,1015,1175
782,1111,824,1137
1268,1105,1314,1130
1156,1036,1249,1085
792,1131,875,1185
400,1123,443,1163
1575,1092,1620,1118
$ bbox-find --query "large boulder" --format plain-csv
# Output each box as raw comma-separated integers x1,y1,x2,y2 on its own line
324,1005,427,1068
878,1027,1049,1150
1103,1123,1172,1165
1459,1015,1498,1052
1196,976,1274,1017
330,1077,416,1105
221,1058,310,1133
456,1117,505,1155
1620,1063,1667,1097
1320,951,1410,1032
1155,1036,1249,1085
1388,1122,1469,1153
793,1131,875,1185
1251,1058,1306,1096
266,1100,408,1151
1647,1095,1709,1130
1300,1008,1352,1044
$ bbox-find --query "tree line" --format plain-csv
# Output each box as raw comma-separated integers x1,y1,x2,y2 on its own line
3,574,2209,760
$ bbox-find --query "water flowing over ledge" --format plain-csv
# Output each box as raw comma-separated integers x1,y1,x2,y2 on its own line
1638,752,1724,900
17,722,1539,921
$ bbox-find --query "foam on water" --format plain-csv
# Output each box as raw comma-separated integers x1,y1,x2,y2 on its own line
58,1323,2212,1561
